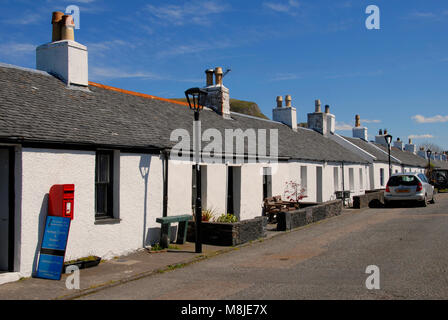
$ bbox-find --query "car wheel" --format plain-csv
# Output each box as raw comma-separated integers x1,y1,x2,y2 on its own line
419,195,427,207
430,195,435,204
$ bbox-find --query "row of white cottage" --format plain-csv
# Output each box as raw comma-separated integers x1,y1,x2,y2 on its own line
0,33,446,282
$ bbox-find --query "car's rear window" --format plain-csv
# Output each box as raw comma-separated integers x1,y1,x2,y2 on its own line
388,175,419,186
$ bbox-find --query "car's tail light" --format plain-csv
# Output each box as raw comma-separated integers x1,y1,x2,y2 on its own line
386,184,390,192
416,182,423,192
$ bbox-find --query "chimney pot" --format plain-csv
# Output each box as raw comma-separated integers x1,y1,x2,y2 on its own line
409,138,412,144
384,129,388,134
60,15,75,41
205,69,214,86
285,95,292,107
325,105,330,114
355,114,360,127
315,99,321,112
214,67,223,86
276,96,283,108
379,129,383,135
51,11,64,42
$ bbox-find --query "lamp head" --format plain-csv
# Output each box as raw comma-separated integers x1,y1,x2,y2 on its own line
384,134,393,146
185,87,207,111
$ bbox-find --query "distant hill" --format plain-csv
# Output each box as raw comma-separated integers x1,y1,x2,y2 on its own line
172,98,268,120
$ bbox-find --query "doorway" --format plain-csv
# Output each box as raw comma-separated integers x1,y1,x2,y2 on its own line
227,166,241,219
316,166,323,203
0,148,14,272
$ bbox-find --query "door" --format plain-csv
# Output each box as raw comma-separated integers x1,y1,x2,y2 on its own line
316,166,323,203
0,148,13,272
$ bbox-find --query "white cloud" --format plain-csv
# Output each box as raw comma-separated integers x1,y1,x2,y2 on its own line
270,73,302,81
362,119,381,124
0,43,35,56
412,114,448,123
408,134,434,139
90,67,162,80
263,0,300,14
145,0,229,26
335,122,353,131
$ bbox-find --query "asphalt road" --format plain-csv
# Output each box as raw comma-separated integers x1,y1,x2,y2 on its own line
79,193,448,300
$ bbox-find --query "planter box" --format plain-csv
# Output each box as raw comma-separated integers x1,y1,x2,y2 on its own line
277,200,342,231
353,191,384,209
187,216,267,246
64,256,101,273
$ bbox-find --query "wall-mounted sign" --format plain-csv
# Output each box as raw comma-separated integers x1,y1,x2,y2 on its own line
36,216,71,280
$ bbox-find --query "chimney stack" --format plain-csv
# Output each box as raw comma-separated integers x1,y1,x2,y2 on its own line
352,115,368,140
273,95,297,131
36,11,88,87
202,66,230,119
394,137,404,150
375,128,387,145
307,99,335,136
404,138,417,154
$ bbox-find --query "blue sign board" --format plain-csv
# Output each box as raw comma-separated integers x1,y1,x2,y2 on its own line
36,216,71,280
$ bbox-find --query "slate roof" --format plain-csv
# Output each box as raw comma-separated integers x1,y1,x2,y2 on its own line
373,143,428,168
0,63,368,164
343,136,399,163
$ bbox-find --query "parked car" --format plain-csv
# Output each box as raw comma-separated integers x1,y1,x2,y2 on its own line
384,173,435,207
430,169,448,190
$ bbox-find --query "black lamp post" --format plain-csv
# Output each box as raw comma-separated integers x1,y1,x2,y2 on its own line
185,87,207,253
427,149,432,174
384,134,393,178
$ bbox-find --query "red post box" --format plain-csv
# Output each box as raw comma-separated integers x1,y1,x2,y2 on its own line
48,184,75,220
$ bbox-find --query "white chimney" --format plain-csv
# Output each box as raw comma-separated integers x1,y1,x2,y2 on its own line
394,137,404,150
404,138,417,154
36,12,88,87
417,147,427,159
202,67,231,119
375,129,387,146
307,100,335,137
352,114,368,141
273,95,297,131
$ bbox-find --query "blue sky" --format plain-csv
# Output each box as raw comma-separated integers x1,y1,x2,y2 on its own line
1,0,447,149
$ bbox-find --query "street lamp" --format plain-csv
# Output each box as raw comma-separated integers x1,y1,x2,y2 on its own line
426,149,432,179
185,87,208,253
384,134,393,178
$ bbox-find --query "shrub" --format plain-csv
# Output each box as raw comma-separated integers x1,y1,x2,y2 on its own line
216,213,238,223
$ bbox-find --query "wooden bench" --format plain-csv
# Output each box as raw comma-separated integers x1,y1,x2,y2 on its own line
156,215,193,248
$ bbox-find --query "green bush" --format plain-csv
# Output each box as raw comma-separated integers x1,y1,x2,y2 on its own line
216,213,238,223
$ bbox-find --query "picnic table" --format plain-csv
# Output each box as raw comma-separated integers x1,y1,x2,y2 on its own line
156,214,192,248
263,196,301,223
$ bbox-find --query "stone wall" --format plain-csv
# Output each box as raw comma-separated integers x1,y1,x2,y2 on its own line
353,191,384,209
277,200,343,231
187,216,267,246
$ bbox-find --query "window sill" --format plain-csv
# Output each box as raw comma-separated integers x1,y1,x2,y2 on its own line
94,218,121,225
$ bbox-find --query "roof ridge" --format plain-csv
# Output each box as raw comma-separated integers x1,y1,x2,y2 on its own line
0,62,51,77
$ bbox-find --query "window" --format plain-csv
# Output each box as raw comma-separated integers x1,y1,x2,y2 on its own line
95,151,114,219
262,167,272,200
300,166,307,195
380,168,385,186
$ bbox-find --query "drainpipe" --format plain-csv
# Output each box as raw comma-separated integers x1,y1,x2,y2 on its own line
162,149,169,218
341,161,346,200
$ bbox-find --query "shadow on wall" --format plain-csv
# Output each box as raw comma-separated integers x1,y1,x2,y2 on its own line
31,193,48,277
139,155,151,247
